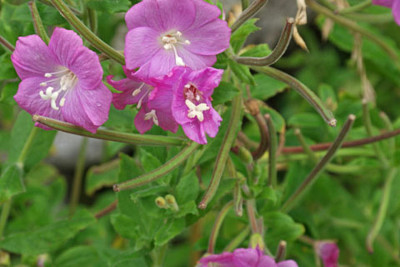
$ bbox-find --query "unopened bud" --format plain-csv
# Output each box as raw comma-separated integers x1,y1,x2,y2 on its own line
275,240,287,262
250,233,265,251
245,99,260,116
155,196,167,209
237,146,253,165
234,182,243,216
165,194,179,211
0,251,10,266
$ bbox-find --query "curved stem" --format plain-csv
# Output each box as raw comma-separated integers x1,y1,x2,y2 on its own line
0,36,15,52
235,17,294,66
95,199,118,219
69,137,88,216
231,0,268,33
208,201,233,253
198,95,242,209
366,168,397,253
265,114,277,188
224,226,251,252
51,0,125,65
281,114,356,212
29,1,50,43
251,66,336,126
306,0,398,60
33,115,186,147
114,142,199,191
252,113,269,160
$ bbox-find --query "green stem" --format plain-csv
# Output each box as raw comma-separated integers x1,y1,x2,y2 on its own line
231,0,268,33
151,244,168,267
342,13,394,24
28,1,50,43
51,0,125,64
38,0,82,15
0,200,12,238
224,226,251,252
208,201,234,253
252,113,269,160
114,142,199,191
33,115,186,147
306,0,399,60
198,95,242,209
69,137,88,216
294,128,319,164
235,17,294,66
265,114,277,188
0,36,15,52
281,114,356,212
338,0,371,14
366,168,397,253
379,112,395,159
246,199,261,234
87,8,97,34
362,101,389,168
251,66,336,126
18,127,40,166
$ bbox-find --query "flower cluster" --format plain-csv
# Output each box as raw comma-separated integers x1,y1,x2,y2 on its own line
109,0,230,144
12,0,230,144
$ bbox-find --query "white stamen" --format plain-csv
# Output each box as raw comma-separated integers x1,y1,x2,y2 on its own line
40,82,47,87
59,97,66,107
44,73,52,78
132,83,145,97
161,31,190,66
184,40,191,45
144,109,159,126
171,45,185,66
185,100,210,122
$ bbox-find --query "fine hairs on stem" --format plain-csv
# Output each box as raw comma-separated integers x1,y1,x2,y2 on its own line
231,0,269,33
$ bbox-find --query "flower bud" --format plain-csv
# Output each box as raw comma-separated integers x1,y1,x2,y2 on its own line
165,194,179,212
250,233,265,251
245,99,260,116
155,196,168,209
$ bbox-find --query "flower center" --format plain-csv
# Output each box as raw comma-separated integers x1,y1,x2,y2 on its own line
161,31,191,66
184,83,209,122
39,68,77,111
144,109,159,125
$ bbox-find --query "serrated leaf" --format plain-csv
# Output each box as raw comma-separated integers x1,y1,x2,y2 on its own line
175,201,199,218
130,185,169,203
231,18,260,52
0,164,24,203
85,160,119,196
212,81,240,105
0,210,96,255
240,43,271,58
154,218,185,246
228,59,255,85
250,73,287,100
175,171,199,204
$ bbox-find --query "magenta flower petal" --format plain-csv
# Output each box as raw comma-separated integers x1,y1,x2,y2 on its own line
317,242,339,267
11,28,112,133
11,35,58,80
61,83,111,133
203,108,222,138
134,106,156,134
372,0,393,7
393,0,400,25
124,0,230,78
277,260,299,267
184,19,231,56
199,252,235,266
125,27,162,71
233,248,263,267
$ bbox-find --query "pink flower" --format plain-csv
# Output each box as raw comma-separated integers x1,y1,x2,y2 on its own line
316,241,339,267
107,69,178,134
199,247,298,267
372,0,400,25
11,28,111,133
124,0,231,78
169,67,222,144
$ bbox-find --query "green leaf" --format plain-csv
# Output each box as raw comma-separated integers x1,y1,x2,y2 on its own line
0,164,24,203
110,214,137,240
175,201,199,218
55,246,107,267
228,59,256,86
86,0,132,13
0,209,96,255
288,112,324,128
175,171,199,204
85,160,119,196
154,218,185,247
0,82,19,105
260,106,286,133
212,81,240,106
250,73,287,100
240,43,271,58
230,18,260,53
130,185,169,203
0,53,17,80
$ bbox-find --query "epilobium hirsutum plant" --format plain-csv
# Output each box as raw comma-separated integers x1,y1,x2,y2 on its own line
1,0,400,266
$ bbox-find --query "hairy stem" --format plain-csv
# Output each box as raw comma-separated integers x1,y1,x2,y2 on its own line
29,1,50,43
208,201,234,253
0,36,15,52
265,114,277,187
95,199,118,219
281,115,356,212
231,0,268,33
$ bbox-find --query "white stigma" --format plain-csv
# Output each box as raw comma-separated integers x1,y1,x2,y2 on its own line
144,109,159,126
185,99,210,122
162,31,191,66
132,83,145,97
39,69,77,111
